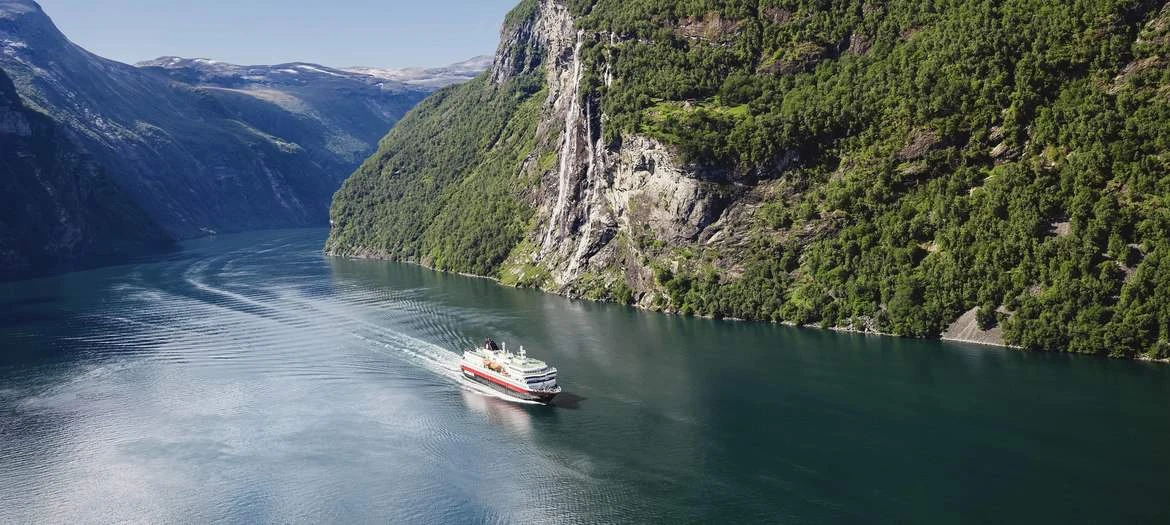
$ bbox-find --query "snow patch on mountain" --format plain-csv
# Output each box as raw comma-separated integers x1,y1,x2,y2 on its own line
136,55,491,92
0,0,39,20
344,55,493,88
137,57,403,88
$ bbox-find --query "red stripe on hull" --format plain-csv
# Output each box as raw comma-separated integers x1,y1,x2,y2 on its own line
461,365,536,395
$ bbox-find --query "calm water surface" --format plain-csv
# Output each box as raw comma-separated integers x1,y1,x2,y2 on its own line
1,229,1168,524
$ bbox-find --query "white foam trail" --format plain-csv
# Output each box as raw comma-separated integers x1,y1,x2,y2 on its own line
179,252,544,406
350,332,460,380
354,333,545,406
185,276,272,311
293,294,546,406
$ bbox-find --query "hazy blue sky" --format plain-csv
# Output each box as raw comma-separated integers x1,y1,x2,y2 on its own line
36,0,518,68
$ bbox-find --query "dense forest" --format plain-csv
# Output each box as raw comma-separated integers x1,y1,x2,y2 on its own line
326,71,549,274
331,0,1170,359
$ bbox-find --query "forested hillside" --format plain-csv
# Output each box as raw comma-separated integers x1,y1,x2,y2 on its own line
327,73,547,274
330,0,1170,359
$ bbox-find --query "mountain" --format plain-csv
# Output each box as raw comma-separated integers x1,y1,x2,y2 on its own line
328,0,1170,359
132,56,433,166
0,0,453,240
0,67,170,275
344,55,495,89
136,56,415,91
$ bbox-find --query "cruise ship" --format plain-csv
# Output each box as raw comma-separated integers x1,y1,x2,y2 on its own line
460,339,560,403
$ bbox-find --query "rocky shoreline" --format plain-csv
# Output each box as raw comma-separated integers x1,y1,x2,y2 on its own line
330,252,1170,363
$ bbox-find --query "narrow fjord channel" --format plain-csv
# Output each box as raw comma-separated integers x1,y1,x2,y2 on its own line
2,229,1167,524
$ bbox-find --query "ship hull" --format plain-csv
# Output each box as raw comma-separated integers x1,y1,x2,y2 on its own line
461,366,559,404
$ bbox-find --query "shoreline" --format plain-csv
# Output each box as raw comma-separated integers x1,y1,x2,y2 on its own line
329,252,1166,364
821,324,1027,350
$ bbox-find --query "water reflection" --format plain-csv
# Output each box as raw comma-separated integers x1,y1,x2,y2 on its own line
2,229,1169,524
459,389,534,437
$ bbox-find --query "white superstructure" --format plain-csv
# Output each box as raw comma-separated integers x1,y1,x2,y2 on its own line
460,340,560,403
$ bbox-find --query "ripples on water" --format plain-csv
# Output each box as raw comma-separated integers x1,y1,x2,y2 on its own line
2,229,1169,524
0,232,611,524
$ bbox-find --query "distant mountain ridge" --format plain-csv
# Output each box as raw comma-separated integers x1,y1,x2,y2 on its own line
343,55,494,89
137,55,492,91
0,0,487,254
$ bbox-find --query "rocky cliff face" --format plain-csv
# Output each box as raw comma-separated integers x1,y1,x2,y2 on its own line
328,0,741,306
330,0,1170,358
134,57,432,167
328,0,762,304
487,0,736,307
0,68,170,276
0,0,435,238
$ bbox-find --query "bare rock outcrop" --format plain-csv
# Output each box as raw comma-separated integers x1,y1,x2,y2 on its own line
941,307,1007,347
495,1,735,302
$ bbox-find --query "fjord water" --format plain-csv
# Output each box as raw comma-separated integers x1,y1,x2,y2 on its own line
1,230,1167,524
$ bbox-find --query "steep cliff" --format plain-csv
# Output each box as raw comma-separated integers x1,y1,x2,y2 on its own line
0,68,170,276
329,0,1170,359
0,0,436,238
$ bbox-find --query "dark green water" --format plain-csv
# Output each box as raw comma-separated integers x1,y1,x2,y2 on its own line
1,229,1168,524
